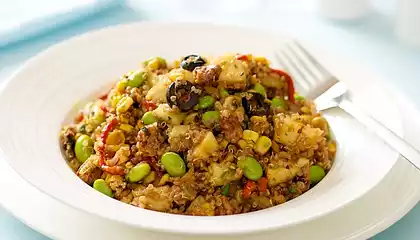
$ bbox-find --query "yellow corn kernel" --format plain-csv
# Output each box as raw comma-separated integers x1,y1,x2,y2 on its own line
168,69,182,82
301,106,310,114
201,203,215,216
158,173,170,186
237,139,248,150
173,60,180,68
243,130,259,143
223,152,234,162
328,142,336,152
125,161,134,169
145,57,166,70
220,139,229,149
254,56,268,64
119,114,129,124
116,96,134,114
110,95,122,109
116,80,128,92
120,123,134,133
106,130,125,145
255,136,272,155
143,171,156,184
147,58,160,70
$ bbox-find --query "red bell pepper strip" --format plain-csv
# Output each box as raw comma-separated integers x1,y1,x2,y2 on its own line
258,177,268,192
236,54,249,61
101,165,125,175
98,92,109,101
97,118,125,175
99,85,114,100
99,118,118,147
270,68,295,104
243,180,257,199
75,113,84,123
100,105,108,113
141,100,157,111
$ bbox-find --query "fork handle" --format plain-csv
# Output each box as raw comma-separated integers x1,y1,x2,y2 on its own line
339,99,420,170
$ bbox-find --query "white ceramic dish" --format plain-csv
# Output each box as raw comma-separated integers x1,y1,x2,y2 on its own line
0,22,405,236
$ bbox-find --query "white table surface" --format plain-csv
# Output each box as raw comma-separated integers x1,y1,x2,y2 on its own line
1,0,420,239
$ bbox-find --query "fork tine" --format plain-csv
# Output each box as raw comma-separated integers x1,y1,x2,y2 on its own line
273,52,290,71
274,50,310,90
287,42,324,82
290,40,339,99
292,40,332,78
282,43,319,87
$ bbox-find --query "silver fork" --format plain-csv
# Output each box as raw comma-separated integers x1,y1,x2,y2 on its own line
275,40,420,171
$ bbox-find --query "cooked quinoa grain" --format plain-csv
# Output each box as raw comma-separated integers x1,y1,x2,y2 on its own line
60,54,336,216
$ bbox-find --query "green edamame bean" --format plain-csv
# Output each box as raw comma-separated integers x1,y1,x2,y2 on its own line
91,105,105,124
144,57,167,70
309,165,326,184
294,94,304,101
254,83,266,97
202,111,220,128
127,70,148,88
126,162,151,183
219,88,229,98
198,96,215,109
221,184,230,196
161,152,186,177
271,97,285,109
327,126,332,140
288,186,297,194
75,134,94,163
142,111,158,125
93,179,113,197
237,156,263,180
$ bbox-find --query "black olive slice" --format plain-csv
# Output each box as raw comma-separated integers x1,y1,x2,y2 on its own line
180,55,206,72
166,80,199,111
242,92,270,116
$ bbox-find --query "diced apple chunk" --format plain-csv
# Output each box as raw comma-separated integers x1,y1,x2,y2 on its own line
152,104,186,125
267,167,296,187
194,132,219,158
218,59,247,89
209,162,242,186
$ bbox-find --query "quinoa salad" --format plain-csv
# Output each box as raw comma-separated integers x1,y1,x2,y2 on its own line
60,54,336,216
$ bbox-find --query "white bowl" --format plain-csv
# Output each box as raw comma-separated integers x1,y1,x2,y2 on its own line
0,22,402,236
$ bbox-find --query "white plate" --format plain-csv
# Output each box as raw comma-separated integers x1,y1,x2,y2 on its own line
1,78,419,240
0,22,416,238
